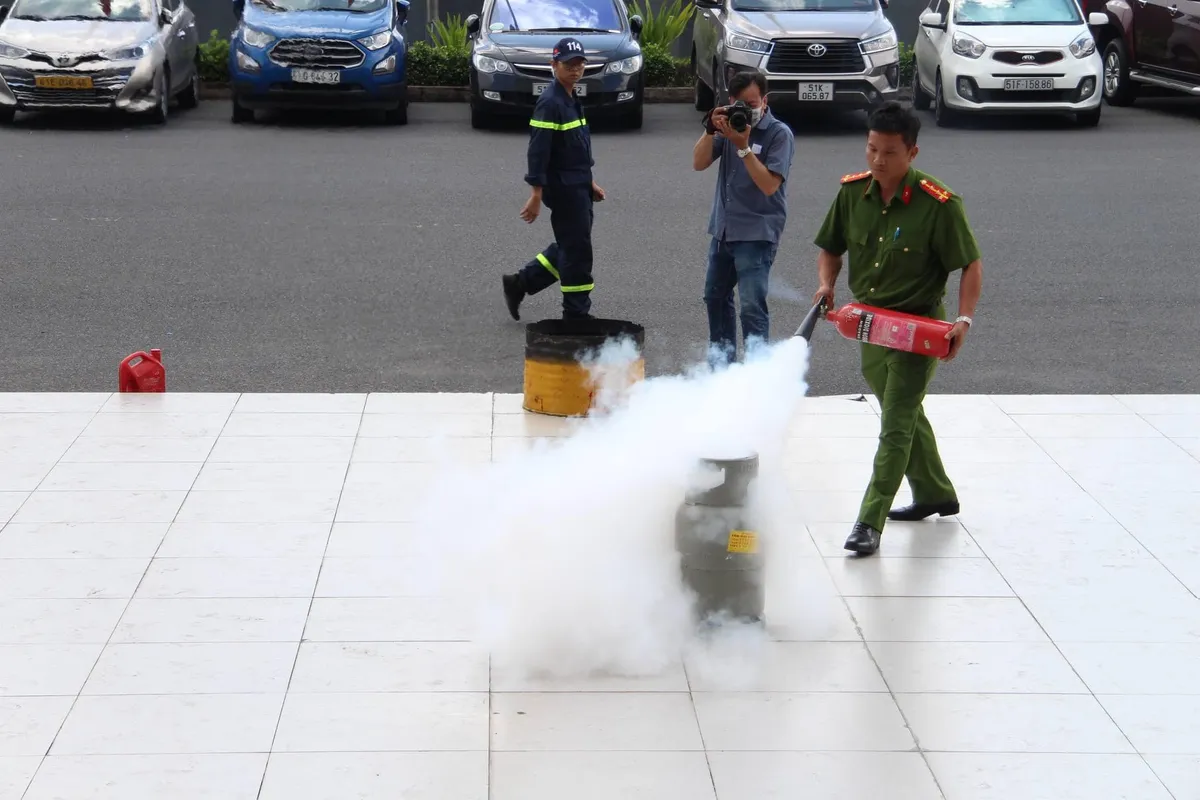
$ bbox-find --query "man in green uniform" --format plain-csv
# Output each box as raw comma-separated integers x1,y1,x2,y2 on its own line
811,101,983,556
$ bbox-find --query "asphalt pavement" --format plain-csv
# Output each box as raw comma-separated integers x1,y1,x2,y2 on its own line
1,98,1198,395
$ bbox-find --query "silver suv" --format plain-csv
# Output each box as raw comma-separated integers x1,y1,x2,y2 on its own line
691,0,902,114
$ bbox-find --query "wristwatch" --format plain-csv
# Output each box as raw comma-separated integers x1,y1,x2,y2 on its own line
737,146,751,159
956,315,973,327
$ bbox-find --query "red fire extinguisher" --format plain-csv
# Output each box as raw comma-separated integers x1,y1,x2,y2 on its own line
795,300,954,359
118,349,166,393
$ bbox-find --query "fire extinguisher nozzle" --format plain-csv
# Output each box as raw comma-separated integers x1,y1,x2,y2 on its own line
793,299,827,342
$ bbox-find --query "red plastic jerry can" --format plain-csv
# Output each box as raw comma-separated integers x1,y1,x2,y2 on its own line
118,348,166,393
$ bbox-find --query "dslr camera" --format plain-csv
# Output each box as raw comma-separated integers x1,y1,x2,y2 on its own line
723,100,751,132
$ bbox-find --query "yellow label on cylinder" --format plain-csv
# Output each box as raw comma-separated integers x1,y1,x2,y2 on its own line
727,530,759,554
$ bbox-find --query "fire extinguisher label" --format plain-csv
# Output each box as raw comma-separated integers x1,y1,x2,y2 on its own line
727,530,759,554
871,321,917,351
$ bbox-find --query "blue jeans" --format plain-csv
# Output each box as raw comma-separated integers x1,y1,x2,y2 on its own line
704,237,777,365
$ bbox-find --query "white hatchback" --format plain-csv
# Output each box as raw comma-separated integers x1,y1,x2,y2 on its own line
911,0,1108,127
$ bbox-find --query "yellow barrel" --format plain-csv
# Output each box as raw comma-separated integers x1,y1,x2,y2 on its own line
522,318,646,417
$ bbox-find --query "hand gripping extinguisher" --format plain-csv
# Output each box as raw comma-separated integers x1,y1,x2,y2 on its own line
118,349,166,393
794,299,954,359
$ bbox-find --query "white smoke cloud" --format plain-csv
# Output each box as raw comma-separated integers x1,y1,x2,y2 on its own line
411,335,824,688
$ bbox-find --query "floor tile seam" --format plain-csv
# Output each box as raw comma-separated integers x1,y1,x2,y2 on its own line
3,395,112,529
806,553,947,794
954,502,1153,764
1013,424,1199,601
18,689,1198,698
256,400,368,800
14,393,215,800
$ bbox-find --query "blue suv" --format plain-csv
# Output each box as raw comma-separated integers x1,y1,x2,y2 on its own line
228,0,410,124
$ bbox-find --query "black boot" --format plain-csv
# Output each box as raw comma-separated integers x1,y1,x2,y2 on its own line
844,522,882,556
888,501,960,521
502,274,525,321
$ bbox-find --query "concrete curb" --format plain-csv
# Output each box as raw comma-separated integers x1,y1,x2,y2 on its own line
199,83,695,103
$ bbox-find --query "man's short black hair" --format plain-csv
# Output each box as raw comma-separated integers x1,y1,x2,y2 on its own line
867,101,921,148
728,70,768,100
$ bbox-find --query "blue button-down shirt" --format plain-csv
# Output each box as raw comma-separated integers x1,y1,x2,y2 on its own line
707,109,795,244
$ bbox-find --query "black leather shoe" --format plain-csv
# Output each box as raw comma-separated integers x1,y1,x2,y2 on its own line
502,274,524,321
844,522,882,555
887,501,960,521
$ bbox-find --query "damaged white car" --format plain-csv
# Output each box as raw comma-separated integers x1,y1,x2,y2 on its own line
0,0,200,123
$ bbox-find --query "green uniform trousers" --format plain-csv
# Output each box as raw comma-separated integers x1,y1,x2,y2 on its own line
857,342,958,532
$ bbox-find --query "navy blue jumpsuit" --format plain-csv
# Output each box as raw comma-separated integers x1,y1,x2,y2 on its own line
516,78,596,319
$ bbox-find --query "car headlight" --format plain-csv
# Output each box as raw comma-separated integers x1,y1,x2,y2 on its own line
473,53,512,73
859,31,897,54
104,43,148,60
951,31,986,59
359,30,392,50
725,31,772,55
240,26,274,48
1069,31,1096,58
606,54,642,74
0,42,31,59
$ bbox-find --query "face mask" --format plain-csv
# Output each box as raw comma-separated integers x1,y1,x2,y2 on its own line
750,106,765,126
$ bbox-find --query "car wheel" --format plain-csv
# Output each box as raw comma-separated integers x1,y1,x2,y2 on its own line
470,100,490,129
231,96,254,124
912,60,932,111
148,70,169,124
384,100,408,125
1102,39,1137,106
625,101,643,130
694,71,714,111
934,71,957,127
178,70,200,110
1075,105,1102,127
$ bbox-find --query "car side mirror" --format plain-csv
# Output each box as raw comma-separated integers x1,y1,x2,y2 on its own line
232,0,244,19
1087,10,1108,24
395,0,408,23
629,13,642,35
919,10,946,28
465,12,480,35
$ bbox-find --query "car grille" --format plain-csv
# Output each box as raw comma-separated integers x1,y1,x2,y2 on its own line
992,49,1064,65
976,87,1076,102
269,38,365,69
0,68,132,107
766,39,864,74
512,62,606,79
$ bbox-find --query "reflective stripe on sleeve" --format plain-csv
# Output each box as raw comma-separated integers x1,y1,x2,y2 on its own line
529,118,587,131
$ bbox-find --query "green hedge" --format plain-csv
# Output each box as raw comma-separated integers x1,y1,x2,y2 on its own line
195,30,692,88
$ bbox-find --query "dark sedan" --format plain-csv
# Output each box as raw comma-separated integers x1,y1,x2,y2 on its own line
465,0,645,129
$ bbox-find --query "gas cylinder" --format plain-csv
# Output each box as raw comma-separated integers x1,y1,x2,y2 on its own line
674,453,765,624
825,302,954,358
118,349,166,393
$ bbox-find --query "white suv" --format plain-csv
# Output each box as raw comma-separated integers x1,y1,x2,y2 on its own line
912,0,1108,127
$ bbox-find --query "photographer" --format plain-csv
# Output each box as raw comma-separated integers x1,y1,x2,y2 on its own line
692,70,795,366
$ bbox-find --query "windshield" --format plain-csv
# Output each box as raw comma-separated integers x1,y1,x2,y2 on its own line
486,0,622,32
251,0,388,11
8,0,151,21
953,0,1082,24
731,0,877,11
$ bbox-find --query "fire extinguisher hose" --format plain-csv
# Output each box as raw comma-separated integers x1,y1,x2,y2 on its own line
793,298,827,342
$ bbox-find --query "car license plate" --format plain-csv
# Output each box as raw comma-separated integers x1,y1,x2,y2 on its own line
292,69,341,85
34,75,93,90
533,82,586,96
798,82,833,101
1003,78,1054,91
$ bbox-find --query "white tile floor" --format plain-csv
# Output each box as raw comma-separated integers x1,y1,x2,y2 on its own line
0,391,1198,799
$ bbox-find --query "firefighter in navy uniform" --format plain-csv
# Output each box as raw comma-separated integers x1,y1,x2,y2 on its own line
503,37,606,321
